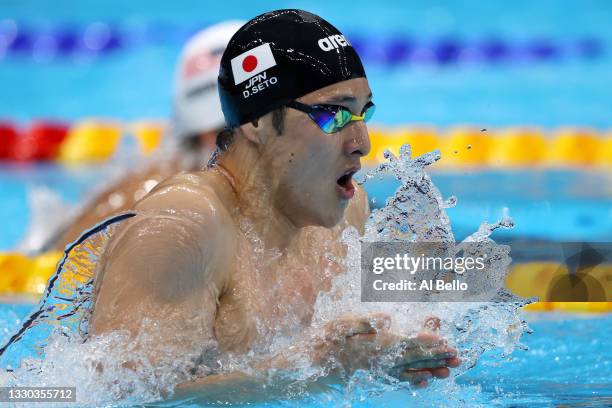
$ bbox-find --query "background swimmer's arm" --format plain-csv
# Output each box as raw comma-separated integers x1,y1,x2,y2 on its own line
46,159,181,252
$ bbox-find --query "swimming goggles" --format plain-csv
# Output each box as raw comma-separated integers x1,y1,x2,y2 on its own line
286,100,375,134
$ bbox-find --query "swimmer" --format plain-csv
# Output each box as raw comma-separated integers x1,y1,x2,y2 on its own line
88,10,461,390
35,21,244,253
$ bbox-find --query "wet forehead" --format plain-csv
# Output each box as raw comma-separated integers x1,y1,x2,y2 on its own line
300,78,372,105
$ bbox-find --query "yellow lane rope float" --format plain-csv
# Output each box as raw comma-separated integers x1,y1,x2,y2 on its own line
58,120,123,163
1,251,609,312
128,120,166,155
0,251,63,295
487,127,548,167
505,262,611,312
370,126,611,168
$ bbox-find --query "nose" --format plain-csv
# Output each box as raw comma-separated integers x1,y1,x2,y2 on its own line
342,121,371,158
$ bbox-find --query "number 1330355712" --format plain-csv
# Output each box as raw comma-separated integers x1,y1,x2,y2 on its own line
0,387,76,402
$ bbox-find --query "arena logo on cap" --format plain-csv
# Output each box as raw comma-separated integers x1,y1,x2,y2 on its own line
318,35,350,52
231,43,277,85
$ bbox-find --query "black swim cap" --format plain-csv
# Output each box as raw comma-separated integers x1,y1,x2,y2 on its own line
218,9,366,128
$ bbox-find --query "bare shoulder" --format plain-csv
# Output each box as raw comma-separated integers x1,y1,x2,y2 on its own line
128,170,236,258
115,170,236,274
90,170,236,335
136,171,230,218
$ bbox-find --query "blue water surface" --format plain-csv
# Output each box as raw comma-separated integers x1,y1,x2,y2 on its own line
1,303,610,407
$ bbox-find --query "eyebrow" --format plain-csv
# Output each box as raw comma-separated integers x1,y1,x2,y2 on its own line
323,92,373,104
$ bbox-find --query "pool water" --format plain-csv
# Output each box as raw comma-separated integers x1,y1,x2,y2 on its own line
1,303,610,407
458,315,611,407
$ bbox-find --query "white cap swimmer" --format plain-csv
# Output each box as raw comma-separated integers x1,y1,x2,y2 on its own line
171,21,244,142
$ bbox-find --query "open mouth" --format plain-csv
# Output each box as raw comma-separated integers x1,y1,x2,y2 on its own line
336,169,357,199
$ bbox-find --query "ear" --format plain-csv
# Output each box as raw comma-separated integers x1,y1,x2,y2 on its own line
238,117,272,147
238,121,262,145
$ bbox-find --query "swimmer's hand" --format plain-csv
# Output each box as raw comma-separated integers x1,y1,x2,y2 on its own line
311,314,460,388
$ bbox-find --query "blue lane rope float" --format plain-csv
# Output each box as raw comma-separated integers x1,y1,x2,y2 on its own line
0,19,605,64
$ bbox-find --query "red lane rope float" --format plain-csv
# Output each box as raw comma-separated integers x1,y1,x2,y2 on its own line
0,122,19,159
12,121,69,161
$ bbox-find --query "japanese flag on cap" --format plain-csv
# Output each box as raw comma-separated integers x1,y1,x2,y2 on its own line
230,43,277,85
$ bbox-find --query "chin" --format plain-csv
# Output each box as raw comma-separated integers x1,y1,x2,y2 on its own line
283,188,347,229
317,203,346,229
295,210,341,229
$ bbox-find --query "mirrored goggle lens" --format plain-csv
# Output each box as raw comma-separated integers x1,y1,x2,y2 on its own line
363,102,376,122
333,108,353,131
309,109,341,133
314,108,354,133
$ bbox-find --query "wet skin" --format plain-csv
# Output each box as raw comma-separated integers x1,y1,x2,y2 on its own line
88,78,460,389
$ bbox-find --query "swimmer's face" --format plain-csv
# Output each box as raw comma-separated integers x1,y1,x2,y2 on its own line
260,77,372,228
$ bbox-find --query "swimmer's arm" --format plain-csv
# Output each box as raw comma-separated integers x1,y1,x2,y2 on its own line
88,211,228,365
175,314,458,396
240,314,458,386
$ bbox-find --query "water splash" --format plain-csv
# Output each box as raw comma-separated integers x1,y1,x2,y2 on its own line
1,320,217,406
359,147,455,243
310,144,530,405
